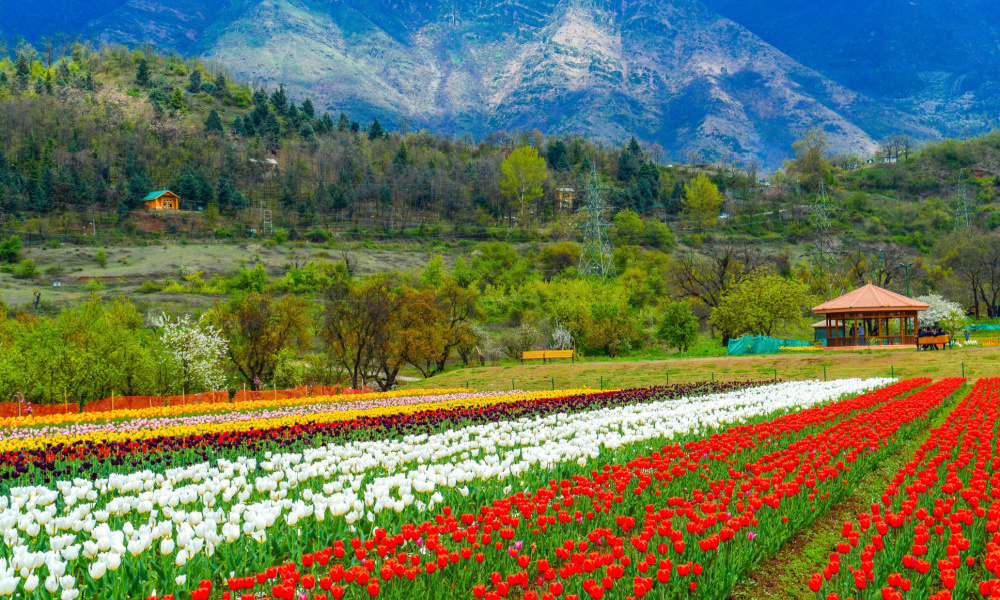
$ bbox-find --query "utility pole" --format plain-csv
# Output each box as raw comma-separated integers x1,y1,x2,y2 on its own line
899,262,913,297
922,275,929,296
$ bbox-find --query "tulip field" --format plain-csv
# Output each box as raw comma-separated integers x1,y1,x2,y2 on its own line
2,376,996,600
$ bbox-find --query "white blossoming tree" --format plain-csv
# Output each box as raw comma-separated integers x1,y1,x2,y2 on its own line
915,294,971,336
153,313,229,392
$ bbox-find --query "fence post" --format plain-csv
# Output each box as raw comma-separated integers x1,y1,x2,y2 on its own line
962,362,965,378
823,366,827,381
773,369,777,382
711,372,715,383
466,381,469,389
600,376,603,391
551,377,555,391
891,365,894,378
666,373,669,387
512,379,515,391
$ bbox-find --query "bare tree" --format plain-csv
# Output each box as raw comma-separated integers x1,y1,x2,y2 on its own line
668,241,774,313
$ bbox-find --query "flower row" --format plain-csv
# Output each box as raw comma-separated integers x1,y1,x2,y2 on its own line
176,378,955,600
0,379,889,600
811,377,997,600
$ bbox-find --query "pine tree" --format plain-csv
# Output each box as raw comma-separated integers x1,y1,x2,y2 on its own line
350,121,360,133
14,52,31,91
204,109,224,134
337,112,349,132
216,176,248,214
322,112,335,133
136,58,150,87
0,72,8,90
301,98,315,119
169,87,185,111
188,68,202,93
270,84,288,115
34,76,46,95
394,141,409,166
546,140,570,171
286,102,300,125
214,74,228,98
368,117,384,140
299,122,315,140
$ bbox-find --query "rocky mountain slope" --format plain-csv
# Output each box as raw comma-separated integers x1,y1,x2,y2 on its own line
6,0,963,165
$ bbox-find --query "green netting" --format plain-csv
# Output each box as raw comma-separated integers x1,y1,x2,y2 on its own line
727,335,814,356
967,324,1000,331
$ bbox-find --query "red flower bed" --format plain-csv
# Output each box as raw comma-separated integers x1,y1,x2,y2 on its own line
812,377,998,600
181,378,965,600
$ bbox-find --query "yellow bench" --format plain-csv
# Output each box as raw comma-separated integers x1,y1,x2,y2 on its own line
521,349,575,364
917,335,951,349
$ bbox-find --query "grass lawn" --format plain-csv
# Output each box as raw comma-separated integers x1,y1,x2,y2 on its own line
403,346,997,391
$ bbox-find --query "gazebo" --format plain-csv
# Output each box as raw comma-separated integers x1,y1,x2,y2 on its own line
812,283,929,349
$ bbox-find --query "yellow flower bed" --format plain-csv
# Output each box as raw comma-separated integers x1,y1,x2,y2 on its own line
0,388,466,429
0,389,592,453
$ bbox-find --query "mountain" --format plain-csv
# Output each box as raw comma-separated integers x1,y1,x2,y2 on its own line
700,0,1000,136
4,0,970,166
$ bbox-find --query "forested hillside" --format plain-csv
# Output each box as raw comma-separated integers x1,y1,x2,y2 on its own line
4,42,1000,394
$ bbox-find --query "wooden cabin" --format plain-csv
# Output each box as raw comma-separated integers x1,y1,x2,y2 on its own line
142,190,180,210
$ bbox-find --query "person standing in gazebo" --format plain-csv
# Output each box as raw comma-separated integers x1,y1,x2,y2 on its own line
858,324,865,346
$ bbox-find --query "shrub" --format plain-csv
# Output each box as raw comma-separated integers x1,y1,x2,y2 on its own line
12,259,37,279
137,280,164,293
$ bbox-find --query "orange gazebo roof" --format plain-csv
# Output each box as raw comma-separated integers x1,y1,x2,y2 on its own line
813,283,929,314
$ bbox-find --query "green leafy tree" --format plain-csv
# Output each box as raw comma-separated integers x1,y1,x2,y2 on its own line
135,58,150,87
711,267,811,339
500,146,548,228
0,235,22,263
95,249,108,268
611,209,644,245
788,128,831,192
682,174,723,233
210,292,311,389
656,301,699,352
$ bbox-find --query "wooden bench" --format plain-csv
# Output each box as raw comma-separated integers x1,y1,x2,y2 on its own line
917,335,951,350
521,350,575,364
